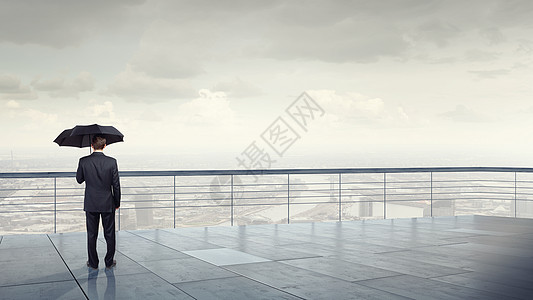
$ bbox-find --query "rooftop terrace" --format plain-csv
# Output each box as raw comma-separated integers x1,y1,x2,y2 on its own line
1,215,533,299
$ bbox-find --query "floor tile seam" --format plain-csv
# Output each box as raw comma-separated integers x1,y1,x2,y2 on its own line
272,255,324,263
211,259,274,268
361,239,456,247
115,248,195,264
246,240,312,248
46,234,89,300
74,269,155,282
375,255,477,272
157,228,220,239
213,267,308,300
169,275,248,299
455,238,533,249
375,249,420,255
466,264,533,279
425,275,525,300
227,259,372,286
0,245,59,252
171,274,242,285
182,248,280,268
352,274,418,300
256,239,319,247
353,274,410,286
331,258,471,278
349,273,413,284
356,275,512,299
440,243,533,258
428,271,475,281
290,255,409,276
264,231,338,242
134,251,226,264
160,228,240,241
115,248,199,300
433,272,533,292
126,230,212,254
241,236,314,245
379,257,475,274
224,246,315,260
462,246,533,257
0,278,77,289
478,260,533,273
376,241,469,254
132,230,228,249
425,270,475,280
461,238,533,248
123,256,194,263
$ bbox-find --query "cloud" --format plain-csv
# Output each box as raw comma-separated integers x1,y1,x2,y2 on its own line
306,90,410,126
516,39,533,55
5,106,59,131
0,0,146,48
137,109,161,122
212,77,262,98
175,89,235,126
104,66,197,102
130,48,205,79
0,74,37,100
410,20,461,48
89,101,116,120
439,105,492,122
124,0,420,66
55,0,532,81
464,49,501,62
488,0,533,28
259,12,410,63
254,0,527,63
479,28,506,45
31,71,95,98
468,69,510,78
0,74,21,92
129,20,207,79
5,100,20,109
21,108,58,124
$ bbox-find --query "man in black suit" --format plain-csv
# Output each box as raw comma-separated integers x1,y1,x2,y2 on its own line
76,135,121,269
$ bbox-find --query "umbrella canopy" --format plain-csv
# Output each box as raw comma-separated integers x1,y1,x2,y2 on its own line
54,124,124,148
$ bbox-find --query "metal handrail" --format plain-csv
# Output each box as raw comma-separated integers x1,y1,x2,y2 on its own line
2,167,533,234
2,166,533,178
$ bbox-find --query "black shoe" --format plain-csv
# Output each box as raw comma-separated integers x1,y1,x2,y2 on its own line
106,260,117,269
86,261,98,270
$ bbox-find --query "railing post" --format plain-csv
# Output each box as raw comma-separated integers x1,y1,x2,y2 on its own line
338,173,342,222
54,177,57,234
287,173,290,224
231,175,234,226
514,172,517,218
430,172,433,217
173,175,176,228
383,173,386,219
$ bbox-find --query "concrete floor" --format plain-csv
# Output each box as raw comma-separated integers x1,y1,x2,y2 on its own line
1,215,533,299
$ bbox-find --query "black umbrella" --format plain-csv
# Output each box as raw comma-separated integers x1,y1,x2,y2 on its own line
54,124,124,148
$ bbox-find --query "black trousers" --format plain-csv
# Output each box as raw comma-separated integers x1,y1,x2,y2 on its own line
86,211,116,268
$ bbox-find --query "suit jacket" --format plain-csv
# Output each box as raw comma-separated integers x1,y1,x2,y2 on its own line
76,152,121,212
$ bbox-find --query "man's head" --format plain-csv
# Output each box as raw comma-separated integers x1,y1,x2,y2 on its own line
91,135,106,150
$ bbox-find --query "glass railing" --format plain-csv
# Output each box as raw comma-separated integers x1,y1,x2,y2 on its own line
2,167,533,234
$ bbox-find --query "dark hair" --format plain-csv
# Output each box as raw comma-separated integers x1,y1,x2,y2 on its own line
92,135,106,150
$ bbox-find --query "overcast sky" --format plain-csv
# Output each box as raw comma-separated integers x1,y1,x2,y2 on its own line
1,0,533,169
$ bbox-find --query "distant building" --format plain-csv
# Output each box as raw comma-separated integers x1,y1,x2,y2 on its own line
134,189,154,228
